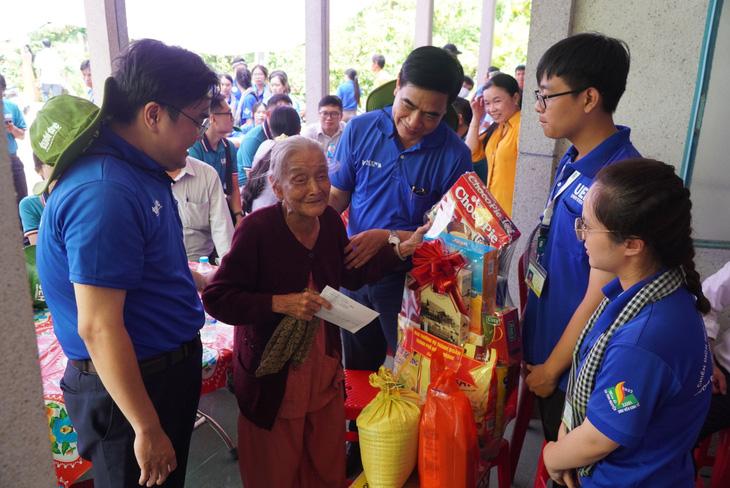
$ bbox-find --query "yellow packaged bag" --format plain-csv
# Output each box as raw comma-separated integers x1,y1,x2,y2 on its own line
357,367,422,488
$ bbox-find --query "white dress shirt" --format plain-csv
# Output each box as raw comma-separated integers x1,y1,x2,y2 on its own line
172,157,234,263
703,261,730,371
301,121,345,158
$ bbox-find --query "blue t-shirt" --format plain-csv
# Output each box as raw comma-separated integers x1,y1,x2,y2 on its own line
330,106,471,235
522,126,640,390
236,124,267,186
3,98,26,155
574,274,711,487
188,135,238,192
37,127,205,360
336,80,358,111
18,193,45,236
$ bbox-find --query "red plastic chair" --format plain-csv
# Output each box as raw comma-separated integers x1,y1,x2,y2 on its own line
479,438,512,488
343,369,379,443
694,427,730,488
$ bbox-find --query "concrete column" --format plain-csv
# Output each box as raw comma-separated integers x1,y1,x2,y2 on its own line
0,104,56,487
476,0,498,86
83,0,129,105
305,0,330,121
508,0,574,301
414,0,434,48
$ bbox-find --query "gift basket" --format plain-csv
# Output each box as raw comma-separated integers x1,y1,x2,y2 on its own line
352,172,523,487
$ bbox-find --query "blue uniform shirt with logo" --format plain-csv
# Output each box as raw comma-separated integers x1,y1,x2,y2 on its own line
3,98,26,155
574,274,711,487
188,135,237,192
37,127,205,361
522,126,640,390
330,106,471,236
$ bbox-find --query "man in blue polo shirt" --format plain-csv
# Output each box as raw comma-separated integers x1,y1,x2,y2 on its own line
35,39,219,488
522,33,640,443
188,93,243,225
329,46,471,373
2,74,28,205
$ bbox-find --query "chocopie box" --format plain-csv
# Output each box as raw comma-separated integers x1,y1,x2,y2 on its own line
427,172,520,249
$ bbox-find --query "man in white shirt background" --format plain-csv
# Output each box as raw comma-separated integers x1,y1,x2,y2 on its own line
697,261,730,442
168,156,234,264
301,95,346,162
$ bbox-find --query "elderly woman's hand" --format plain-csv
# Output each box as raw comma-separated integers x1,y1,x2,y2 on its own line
272,290,332,321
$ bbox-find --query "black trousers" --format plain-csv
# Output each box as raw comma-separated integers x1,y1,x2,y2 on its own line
537,388,566,442
60,339,202,488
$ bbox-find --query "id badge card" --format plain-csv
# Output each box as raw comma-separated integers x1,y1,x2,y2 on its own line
562,396,574,431
526,258,547,297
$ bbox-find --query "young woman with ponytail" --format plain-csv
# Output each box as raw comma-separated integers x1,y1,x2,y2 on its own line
543,158,712,488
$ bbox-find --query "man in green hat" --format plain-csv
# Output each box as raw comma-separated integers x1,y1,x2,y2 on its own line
36,39,219,488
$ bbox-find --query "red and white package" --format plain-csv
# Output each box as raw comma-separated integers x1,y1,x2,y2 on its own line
427,172,520,249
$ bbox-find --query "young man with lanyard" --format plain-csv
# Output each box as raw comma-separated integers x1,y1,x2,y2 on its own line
35,39,219,488
188,93,243,225
329,46,471,373
521,33,640,444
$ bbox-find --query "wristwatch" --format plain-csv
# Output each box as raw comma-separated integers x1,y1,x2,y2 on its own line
388,230,406,260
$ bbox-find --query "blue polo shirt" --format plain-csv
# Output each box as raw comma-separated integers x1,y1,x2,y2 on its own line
188,135,238,192
37,127,205,360
240,87,270,126
3,98,26,155
575,274,711,487
336,80,358,111
330,106,471,235
236,124,268,186
522,126,640,390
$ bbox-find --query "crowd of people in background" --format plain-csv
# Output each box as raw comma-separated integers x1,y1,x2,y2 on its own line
3,31,729,488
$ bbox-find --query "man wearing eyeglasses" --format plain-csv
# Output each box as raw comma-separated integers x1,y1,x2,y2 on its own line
188,93,243,225
521,33,641,449
36,39,219,488
301,95,346,161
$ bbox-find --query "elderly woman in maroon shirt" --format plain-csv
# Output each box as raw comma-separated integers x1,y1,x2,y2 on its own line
202,136,425,487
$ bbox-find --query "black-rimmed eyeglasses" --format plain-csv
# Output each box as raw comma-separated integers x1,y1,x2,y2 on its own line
534,87,588,111
160,102,210,137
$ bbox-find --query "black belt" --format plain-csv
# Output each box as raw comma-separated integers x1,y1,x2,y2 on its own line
70,335,201,376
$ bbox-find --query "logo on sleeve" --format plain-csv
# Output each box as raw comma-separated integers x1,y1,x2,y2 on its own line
604,381,639,413
152,200,163,217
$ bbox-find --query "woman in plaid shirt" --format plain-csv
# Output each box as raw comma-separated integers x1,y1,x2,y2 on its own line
543,158,712,488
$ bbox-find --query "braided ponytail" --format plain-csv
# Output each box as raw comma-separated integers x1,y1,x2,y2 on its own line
682,253,711,314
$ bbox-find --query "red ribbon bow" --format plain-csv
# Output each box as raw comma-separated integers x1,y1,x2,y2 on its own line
410,240,469,314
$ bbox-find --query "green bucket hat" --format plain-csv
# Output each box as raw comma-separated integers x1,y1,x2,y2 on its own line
365,79,459,131
30,77,114,194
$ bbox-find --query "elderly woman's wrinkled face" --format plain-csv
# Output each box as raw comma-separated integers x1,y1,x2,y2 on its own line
275,147,330,218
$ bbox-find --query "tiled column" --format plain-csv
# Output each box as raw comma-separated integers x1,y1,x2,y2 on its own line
305,0,330,120
0,105,56,486
415,0,434,48
83,0,129,104
508,0,574,303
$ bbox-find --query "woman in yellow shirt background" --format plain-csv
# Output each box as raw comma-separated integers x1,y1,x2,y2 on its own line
465,73,521,216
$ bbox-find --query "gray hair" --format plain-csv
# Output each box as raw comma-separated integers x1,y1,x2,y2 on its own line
269,135,325,185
